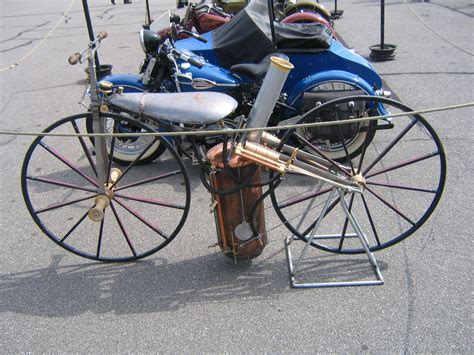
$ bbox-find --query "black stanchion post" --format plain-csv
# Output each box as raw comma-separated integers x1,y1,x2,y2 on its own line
145,0,152,26
370,0,396,61
331,0,344,20
82,0,100,68
81,0,113,78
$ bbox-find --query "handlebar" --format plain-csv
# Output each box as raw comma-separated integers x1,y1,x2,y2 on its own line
172,48,204,69
68,52,81,65
67,31,108,66
188,56,204,69
180,29,207,43
97,31,108,40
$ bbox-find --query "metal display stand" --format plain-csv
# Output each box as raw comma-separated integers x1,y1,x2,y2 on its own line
284,188,384,288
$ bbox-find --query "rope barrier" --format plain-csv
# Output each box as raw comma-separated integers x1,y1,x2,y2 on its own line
0,0,77,73
0,101,472,139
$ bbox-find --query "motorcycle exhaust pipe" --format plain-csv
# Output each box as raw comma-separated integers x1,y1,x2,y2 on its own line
245,56,294,142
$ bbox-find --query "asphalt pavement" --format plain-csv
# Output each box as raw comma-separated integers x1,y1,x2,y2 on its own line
0,0,473,352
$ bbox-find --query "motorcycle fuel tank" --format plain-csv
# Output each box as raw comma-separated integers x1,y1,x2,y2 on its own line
176,54,241,93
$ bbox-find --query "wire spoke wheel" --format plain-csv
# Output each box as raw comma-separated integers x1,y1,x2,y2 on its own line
86,113,166,165
296,81,377,161
21,112,191,261
270,97,446,253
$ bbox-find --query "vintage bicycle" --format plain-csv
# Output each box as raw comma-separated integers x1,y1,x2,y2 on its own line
21,32,446,286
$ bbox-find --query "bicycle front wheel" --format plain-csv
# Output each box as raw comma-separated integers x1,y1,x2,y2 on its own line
21,112,191,262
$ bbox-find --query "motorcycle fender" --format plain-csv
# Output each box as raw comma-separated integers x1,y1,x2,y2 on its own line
100,74,146,93
196,13,230,33
287,70,375,105
287,70,388,115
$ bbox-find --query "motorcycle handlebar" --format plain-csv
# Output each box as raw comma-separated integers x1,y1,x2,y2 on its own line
191,32,207,43
172,48,204,69
188,56,204,69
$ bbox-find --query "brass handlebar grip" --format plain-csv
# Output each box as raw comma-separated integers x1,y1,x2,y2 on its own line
68,52,81,65
97,31,108,40
88,195,110,222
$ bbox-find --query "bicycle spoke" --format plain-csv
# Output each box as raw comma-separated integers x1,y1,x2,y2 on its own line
363,117,418,175
365,186,415,225
295,132,351,177
110,202,137,257
338,193,355,251
71,119,97,177
107,139,116,185
115,169,184,192
39,141,98,187
361,194,381,247
366,181,438,194
110,138,160,189
59,210,89,244
357,122,374,173
277,185,332,209
114,192,186,210
334,112,356,174
113,198,169,240
25,175,98,193
365,151,440,179
35,194,96,214
96,219,105,258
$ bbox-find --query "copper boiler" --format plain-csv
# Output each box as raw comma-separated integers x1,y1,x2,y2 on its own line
207,143,267,260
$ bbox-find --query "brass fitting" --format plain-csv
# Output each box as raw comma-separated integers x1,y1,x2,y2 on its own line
88,168,122,222
88,195,110,222
99,80,113,95
351,173,367,189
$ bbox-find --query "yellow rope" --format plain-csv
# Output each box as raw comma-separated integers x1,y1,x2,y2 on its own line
0,101,472,138
0,0,77,73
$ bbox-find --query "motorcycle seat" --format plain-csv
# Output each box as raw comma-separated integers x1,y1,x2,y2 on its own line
230,53,288,80
109,92,238,125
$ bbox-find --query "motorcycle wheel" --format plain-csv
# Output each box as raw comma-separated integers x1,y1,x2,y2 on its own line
282,2,332,23
86,112,166,165
295,81,377,162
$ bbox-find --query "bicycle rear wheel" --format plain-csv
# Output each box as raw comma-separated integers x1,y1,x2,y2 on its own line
270,97,446,254
21,112,191,261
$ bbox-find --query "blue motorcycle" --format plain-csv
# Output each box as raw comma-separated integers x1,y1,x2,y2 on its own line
97,0,390,164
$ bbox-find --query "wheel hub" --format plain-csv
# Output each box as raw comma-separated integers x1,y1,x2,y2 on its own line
88,168,122,222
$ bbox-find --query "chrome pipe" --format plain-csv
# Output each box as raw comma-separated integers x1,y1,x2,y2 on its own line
246,57,294,142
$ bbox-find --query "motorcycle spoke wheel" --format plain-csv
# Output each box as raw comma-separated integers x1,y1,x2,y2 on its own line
22,113,190,262
86,113,166,165
271,97,446,253
296,81,376,162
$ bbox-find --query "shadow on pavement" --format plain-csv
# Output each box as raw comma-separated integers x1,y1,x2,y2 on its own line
0,251,388,317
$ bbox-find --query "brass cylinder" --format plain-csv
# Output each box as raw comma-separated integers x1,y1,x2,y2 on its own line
88,195,110,222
